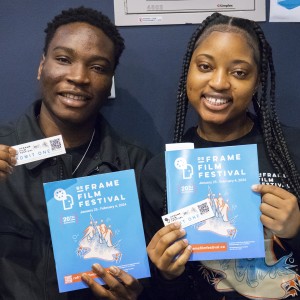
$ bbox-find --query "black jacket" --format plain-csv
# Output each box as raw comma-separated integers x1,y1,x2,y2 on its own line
0,100,151,300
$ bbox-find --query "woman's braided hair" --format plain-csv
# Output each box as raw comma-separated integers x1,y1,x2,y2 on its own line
165,12,300,214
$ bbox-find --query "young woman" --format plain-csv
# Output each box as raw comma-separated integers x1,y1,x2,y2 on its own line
141,12,300,300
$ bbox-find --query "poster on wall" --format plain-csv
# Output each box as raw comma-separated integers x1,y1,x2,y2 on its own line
270,0,300,22
114,0,266,26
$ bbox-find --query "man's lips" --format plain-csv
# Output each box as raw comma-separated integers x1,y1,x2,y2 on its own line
59,92,92,101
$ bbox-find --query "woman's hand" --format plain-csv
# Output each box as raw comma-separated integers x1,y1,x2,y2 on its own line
147,222,192,280
252,184,300,238
81,263,143,300
0,145,16,180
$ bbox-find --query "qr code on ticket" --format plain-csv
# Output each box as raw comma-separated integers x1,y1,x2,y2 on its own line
50,138,63,151
197,202,210,215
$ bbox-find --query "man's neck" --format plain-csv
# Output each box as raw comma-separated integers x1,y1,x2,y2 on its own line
38,106,96,148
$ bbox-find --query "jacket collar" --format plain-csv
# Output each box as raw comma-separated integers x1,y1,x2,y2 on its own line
15,100,131,172
91,115,131,172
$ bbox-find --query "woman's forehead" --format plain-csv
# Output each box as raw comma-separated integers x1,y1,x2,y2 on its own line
194,24,260,65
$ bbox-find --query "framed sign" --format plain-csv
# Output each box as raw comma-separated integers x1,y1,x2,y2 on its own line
114,0,266,26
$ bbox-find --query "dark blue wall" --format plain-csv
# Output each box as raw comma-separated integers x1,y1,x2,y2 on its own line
1,0,300,155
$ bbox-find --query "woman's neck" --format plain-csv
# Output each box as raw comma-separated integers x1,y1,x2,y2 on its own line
197,117,254,142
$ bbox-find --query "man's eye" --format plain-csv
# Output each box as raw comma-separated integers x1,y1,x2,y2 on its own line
56,57,70,64
92,65,107,74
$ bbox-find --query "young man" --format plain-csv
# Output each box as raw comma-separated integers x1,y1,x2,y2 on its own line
0,7,150,299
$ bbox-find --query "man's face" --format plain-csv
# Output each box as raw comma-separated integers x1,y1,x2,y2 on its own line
37,22,115,126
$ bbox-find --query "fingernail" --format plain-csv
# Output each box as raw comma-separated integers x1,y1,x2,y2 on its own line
251,184,259,191
182,238,188,245
109,266,120,276
92,263,102,272
180,228,186,235
187,245,193,252
8,148,16,155
173,221,181,228
81,273,89,283
10,157,17,165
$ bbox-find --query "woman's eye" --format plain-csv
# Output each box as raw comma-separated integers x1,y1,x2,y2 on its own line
233,70,247,78
198,64,211,72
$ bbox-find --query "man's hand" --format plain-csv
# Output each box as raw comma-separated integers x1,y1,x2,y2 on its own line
82,263,143,300
0,145,16,180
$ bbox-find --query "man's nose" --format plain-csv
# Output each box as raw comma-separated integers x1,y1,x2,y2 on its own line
66,63,90,85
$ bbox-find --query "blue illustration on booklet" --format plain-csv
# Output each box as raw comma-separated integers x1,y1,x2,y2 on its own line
165,144,265,261
43,169,150,293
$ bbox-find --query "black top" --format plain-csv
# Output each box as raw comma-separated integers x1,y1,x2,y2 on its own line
0,100,151,300
141,119,300,300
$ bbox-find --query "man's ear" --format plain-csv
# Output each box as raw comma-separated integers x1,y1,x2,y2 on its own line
37,54,45,80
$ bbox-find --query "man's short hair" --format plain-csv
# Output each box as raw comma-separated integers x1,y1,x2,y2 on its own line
43,6,125,69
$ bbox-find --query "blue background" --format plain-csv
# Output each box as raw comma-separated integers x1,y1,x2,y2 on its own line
1,0,300,155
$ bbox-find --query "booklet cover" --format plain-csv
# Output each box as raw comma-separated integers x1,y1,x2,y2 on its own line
43,169,150,293
165,144,265,261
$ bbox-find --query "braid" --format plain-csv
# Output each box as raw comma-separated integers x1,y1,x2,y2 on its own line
252,23,300,200
167,13,223,214
173,13,222,143
171,13,300,214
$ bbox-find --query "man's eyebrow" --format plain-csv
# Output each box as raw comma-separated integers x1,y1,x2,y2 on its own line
52,46,75,55
52,46,113,65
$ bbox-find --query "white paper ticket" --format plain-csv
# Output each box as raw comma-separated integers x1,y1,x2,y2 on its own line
13,135,66,166
162,199,215,228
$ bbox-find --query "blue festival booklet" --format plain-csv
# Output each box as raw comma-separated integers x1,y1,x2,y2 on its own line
43,169,150,293
165,144,265,261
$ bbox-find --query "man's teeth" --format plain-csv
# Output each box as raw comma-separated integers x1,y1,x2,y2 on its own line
62,93,86,100
205,97,229,105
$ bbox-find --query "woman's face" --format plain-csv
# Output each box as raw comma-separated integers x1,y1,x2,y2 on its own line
187,30,259,129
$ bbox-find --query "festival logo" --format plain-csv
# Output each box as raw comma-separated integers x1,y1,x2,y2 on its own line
54,188,74,210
